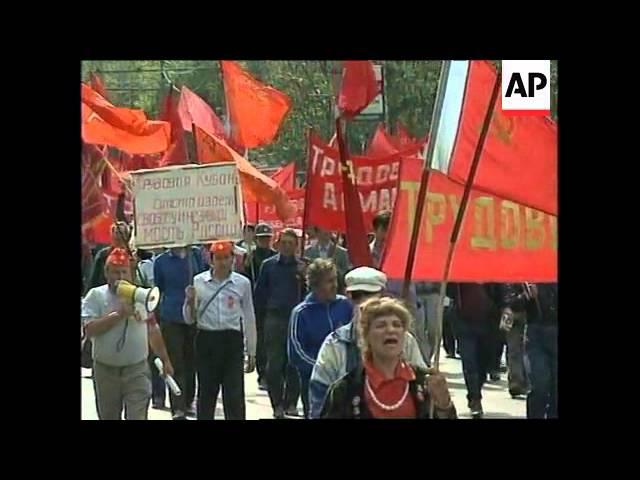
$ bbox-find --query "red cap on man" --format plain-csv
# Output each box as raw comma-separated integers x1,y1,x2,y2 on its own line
106,248,131,267
210,241,234,257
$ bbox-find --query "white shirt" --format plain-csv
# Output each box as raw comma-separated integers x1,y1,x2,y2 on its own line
184,270,257,356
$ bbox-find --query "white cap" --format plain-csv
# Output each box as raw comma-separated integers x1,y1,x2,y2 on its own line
345,267,387,293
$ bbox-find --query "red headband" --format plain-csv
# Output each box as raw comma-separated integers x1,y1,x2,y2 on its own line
106,248,131,267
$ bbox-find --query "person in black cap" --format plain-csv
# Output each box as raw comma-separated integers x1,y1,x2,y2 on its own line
242,223,277,390
236,224,256,251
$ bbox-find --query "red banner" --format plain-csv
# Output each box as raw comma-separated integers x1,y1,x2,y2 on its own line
305,133,406,233
245,189,305,232
381,158,557,282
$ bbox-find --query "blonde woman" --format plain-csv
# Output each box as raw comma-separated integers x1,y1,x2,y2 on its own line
321,297,456,419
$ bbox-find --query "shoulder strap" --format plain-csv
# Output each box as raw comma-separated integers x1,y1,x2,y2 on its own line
197,280,232,318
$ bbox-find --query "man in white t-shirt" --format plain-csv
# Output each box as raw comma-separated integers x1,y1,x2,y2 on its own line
82,248,174,420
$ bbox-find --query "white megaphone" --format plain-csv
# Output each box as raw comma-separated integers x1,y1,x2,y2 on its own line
115,280,160,314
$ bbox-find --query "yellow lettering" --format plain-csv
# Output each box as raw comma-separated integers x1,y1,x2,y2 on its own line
549,216,557,250
500,200,521,249
425,193,446,244
448,194,460,220
525,208,545,249
400,181,420,238
471,197,497,250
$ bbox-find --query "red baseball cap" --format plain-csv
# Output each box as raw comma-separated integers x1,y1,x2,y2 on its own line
106,248,131,267
210,241,234,257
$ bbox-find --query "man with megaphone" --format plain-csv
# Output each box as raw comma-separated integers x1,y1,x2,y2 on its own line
82,248,174,420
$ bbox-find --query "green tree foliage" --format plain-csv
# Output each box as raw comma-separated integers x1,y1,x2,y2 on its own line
81,60,558,168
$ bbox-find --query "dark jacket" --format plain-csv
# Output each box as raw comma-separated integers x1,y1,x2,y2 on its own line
447,283,501,325
321,365,457,419
254,254,308,318
500,283,557,326
242,246,277,289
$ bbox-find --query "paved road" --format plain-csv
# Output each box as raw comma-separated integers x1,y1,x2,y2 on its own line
81,347,526,420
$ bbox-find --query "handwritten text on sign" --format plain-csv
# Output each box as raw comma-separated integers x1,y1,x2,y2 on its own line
131,163,242,248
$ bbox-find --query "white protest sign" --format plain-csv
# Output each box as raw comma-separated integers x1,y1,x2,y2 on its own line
131,162,243,249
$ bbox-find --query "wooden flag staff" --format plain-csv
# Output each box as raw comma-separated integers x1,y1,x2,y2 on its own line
428,71,502,417
400,61,450,299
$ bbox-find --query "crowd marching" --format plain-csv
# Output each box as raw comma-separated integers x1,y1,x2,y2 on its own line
81,209,557,421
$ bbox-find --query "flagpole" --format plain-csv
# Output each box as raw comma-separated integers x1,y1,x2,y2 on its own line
98,151,134,197
335,112,373,267
428,71,502,417
191,123,201,165
400,61,450,299
189,122,203,283
171,84,191,165
242,146,259,283
332,60,373,267
300,128,313,258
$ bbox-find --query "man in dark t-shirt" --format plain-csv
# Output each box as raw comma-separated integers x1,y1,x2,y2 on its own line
447,282,501,419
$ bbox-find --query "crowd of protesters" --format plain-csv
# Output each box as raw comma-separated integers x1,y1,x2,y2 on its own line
81,210,557,420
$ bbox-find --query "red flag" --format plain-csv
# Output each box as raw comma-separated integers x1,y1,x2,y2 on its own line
395,121,424,149
159,87,183,143
381,158,557,282
81,83,150,135
193,125,295,220
246,164,298,227
99,150,124,197
82,100,170,155
245,188,305,232
89,72,108,100
221,60,292,148
82,144,108,229
124,153,159,171
177,86,226,138
337,61,380,119
366,123,425,158
431,60,557,216
176,86,244,154
158,87,188,166
90,214,114,245
271,162,296,190
335,121,373,267
366,123,400,157
159,139,187,166
305,132,403,232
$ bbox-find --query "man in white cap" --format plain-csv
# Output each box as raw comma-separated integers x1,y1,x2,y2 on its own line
308,266,427,419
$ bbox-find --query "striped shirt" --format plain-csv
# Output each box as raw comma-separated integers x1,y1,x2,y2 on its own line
184,270,257,356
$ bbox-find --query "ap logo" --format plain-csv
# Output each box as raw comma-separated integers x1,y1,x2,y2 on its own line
501,60,551,116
